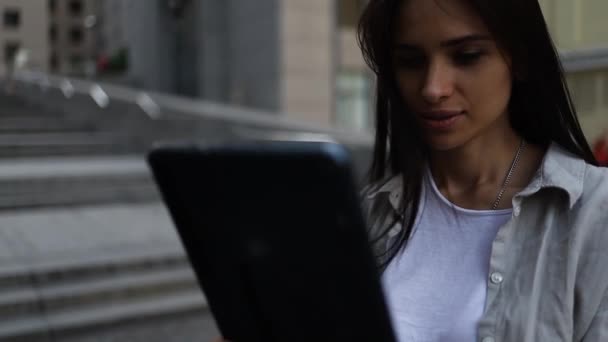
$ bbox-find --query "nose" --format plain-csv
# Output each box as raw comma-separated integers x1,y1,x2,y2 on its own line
421,59,454,104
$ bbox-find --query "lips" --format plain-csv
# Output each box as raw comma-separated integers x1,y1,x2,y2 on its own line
419,110,464,131
420,110,463,119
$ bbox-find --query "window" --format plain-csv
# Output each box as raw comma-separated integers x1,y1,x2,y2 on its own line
50,53,59,71
69,0,83,16
3,9,20,29
49,25,57,42
338,0,365,29
4,41,20,65
335,70,372,132
69,54,84,71
69,27,84,45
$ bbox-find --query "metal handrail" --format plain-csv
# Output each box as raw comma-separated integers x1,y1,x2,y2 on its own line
10,70,374,147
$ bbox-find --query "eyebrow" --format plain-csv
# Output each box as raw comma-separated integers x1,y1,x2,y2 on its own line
395,34,492,50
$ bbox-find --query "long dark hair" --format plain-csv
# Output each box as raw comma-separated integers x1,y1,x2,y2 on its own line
358,0,598,269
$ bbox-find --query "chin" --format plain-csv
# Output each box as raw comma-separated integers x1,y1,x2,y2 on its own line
425,136,467,152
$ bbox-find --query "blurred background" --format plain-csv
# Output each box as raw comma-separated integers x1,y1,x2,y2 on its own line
0,0,605,341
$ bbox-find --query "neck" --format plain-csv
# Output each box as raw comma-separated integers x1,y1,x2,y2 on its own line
426,117,547,210
429,131,523,192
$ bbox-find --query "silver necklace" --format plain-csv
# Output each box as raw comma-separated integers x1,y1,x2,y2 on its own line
491,139,526,210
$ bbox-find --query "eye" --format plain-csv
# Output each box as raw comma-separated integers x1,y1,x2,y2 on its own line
452,50,484,66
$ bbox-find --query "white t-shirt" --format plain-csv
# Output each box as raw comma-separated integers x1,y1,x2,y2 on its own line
382,169,512,342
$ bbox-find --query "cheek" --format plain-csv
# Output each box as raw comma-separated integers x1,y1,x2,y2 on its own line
467,64,512,114
395,72,420,103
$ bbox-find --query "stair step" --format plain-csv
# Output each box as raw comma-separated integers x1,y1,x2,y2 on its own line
0,175,158,203
0,245,187,291
0,156,158,208
0,132,143,157
0,156,148,179
0,183,159,209
0,118,94,133
0,267,199,319
0,132,122,143
0,243,202,338
0,289,206,340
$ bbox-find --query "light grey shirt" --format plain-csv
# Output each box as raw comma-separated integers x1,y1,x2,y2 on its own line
363,143,608,341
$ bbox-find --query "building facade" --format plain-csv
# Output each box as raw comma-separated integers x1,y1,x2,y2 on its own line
96,0,608,138
539,0,608,141
48,0,101,77
334,0,371,132
99,0,130,57
0,1,49,76
99,0,348,128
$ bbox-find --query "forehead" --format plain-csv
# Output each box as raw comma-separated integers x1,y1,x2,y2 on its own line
395,0,489,43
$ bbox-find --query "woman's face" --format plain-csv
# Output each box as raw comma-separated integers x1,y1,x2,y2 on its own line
393,0,514,151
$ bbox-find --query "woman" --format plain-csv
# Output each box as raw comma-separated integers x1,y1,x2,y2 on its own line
360,0,608,341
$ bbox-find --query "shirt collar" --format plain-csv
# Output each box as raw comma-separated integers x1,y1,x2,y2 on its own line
365,174,403,211
515,142,586,208
366,142,587,211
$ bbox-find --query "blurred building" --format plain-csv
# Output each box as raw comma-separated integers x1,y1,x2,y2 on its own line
95,0,608,137
540,0,608,141
335,0,372,132
97,0,370,131
99,1,129,56
96,0,133,82
48,0,101,77
0,1,49,76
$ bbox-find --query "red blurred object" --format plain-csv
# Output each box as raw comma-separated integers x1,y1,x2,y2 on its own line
97,55,109,72
593,135,608,166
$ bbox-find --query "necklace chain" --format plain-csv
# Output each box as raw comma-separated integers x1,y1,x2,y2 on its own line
491,139,526,210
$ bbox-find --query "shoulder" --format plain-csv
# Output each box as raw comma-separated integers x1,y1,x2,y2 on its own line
537,144,608,218
361,174,402,199
566,163,608,269
578,163,608,239
582,163,608,192
360,174,405,262
360,174,402,217
526,145,608,257
579,163,608,215
360,174,403,234
571,164,608,334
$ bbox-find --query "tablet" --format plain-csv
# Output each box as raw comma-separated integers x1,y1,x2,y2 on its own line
148,141,396,342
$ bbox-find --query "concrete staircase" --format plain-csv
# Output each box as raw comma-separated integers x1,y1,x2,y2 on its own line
0,93,148,158
0,203,216,342
0,76,372,340
0,156,158,209
0,248,205,341
0,90,219,340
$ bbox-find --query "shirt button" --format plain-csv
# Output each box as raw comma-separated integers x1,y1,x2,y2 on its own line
482,337,495,342
490,272,504,284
